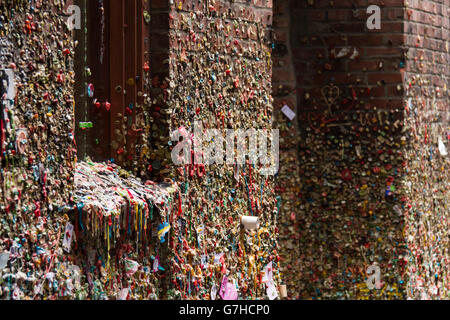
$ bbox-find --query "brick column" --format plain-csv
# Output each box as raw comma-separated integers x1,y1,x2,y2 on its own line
289,0,408,299
402,0,450,300
0,0,76,299
157,0,282,300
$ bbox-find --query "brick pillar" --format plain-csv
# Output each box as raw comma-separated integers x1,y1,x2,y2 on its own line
289,0,409,299
156,0,282,300
402,0,450,300
284,0,449,300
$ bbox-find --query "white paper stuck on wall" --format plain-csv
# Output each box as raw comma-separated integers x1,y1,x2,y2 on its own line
281,105,296,121
241,216,259,230
438,138,448,156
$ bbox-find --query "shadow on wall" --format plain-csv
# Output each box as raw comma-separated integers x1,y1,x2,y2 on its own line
286,0,409,299
272,0,302,299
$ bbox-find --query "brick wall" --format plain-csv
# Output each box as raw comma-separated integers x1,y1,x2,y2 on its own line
289,0,409,299
0,0,447,301
0,0,76,299
285,0,449,300
157,0,282,300
0,0,282,301
291,0,405,112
